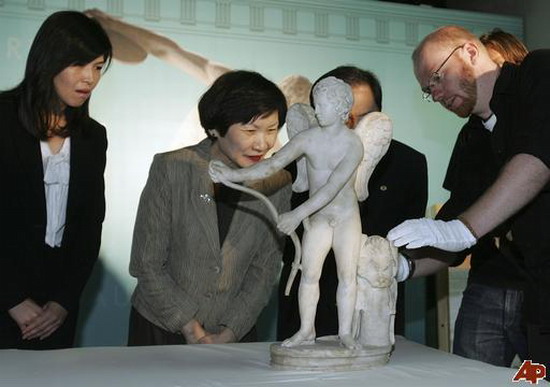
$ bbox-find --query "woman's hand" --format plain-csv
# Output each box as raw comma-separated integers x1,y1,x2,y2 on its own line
199,327,236,344
8,299,42,332
181,319,207,344
21,301,68,340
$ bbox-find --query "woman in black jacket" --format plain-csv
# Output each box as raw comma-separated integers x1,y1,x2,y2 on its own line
0,10,112,349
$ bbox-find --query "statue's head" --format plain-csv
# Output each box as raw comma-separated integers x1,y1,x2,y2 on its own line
312,76,353,126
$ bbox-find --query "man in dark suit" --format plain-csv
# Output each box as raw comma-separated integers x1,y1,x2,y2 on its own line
278,66,428,340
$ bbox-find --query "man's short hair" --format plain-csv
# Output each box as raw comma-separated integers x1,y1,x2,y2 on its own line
412,25,479,66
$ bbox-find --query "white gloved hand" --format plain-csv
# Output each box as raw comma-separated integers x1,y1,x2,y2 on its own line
395,253,412,282
387,218,477,252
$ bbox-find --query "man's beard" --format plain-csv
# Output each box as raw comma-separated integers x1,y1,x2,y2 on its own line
451,65,477,118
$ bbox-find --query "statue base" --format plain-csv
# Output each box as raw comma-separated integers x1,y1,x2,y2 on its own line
270,335,392,371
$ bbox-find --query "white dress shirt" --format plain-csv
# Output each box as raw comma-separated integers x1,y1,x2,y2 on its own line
482,114,497,132
40,137,71,247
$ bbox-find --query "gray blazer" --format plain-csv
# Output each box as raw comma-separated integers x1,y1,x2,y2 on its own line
130,139,291,339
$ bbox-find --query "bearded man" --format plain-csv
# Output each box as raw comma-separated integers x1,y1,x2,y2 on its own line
387,26,550,371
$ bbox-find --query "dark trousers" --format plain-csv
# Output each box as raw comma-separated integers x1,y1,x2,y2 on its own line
453,283,527,367
527,324,550,380
127,307,257,346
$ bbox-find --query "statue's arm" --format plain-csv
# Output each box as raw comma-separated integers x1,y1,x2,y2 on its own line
210,135,306,183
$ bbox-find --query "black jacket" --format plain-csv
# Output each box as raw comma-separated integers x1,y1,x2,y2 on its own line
0,92,106,314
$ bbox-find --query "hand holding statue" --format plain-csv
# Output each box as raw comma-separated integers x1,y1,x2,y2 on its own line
388,218,476,252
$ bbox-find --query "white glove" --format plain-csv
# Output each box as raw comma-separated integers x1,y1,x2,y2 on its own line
395,253,412,282
387,218,477,252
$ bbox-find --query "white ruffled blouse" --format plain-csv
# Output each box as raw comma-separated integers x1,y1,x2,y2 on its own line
40,138,71,247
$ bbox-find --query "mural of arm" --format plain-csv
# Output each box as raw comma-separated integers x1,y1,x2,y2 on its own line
86,8,230,84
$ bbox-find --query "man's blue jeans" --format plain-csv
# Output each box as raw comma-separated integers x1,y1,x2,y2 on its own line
453,283,527,367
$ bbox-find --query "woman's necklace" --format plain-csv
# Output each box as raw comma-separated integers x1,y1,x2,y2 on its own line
46,115,67,154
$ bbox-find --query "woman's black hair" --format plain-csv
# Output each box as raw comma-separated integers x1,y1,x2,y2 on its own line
6,11,112,139
198,70,287,139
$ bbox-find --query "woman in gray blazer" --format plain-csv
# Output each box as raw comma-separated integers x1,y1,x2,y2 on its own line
128,71,292,345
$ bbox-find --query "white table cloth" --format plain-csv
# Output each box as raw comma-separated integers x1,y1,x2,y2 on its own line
0,336,518,386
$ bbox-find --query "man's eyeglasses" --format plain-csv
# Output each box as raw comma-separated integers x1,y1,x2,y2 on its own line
422,44,465,102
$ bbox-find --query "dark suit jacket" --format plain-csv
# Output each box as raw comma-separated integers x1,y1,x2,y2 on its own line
278,139,428,339
0,93,106,315
359,139,428,237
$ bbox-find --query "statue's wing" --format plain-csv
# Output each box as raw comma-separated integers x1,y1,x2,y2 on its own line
286,103,317,193
286,103,316,138
354,112,393,201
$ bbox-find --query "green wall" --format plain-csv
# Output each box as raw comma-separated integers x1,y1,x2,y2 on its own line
0,0,522,346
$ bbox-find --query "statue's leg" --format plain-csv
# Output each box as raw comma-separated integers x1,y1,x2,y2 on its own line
332,215,362,350
282,218,333,347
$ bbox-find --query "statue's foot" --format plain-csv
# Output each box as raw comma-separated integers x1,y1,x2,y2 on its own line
340,334,361,350
281,330,315,347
